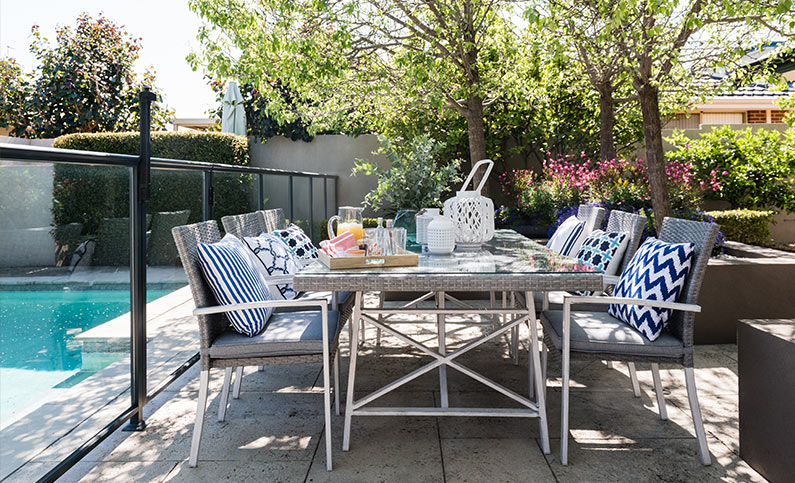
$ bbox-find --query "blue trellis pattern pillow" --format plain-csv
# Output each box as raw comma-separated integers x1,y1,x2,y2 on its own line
573,230,630,295
243,233,300,300
197,234,273,337
271,224,318,259
608,238,695,341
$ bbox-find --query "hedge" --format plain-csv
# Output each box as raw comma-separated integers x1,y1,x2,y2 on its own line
706,209,775,246
53,131,250,165
51,131,254,234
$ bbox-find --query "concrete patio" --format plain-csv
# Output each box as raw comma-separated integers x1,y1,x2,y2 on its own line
11,294,763,482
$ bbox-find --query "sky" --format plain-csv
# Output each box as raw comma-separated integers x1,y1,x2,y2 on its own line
0,0,218,119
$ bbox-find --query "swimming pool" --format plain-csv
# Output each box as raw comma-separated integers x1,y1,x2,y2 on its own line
0,288,172,422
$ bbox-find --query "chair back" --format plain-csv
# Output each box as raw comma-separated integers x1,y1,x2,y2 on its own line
576,204,606,234
261,208,288,232
659,217,719,346
222,211,269,239
605,210,647,275
172,220,229,352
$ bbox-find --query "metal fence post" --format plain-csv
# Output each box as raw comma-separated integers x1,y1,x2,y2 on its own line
124,87,156,431
257,173,265,210
309,177,314,240
323,176,329,218
288,175,294,222
203,170,214,221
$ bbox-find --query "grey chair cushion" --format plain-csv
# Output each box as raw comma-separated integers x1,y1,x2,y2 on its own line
275,291,353,313
533,291,608,312
540,310,685,358
208,310,340,359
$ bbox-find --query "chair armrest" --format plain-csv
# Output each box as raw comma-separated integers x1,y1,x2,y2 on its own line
602,275,619,288
193,299,327,316
562,295,701,313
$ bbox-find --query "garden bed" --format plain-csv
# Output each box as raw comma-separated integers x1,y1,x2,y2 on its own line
696,241,795,344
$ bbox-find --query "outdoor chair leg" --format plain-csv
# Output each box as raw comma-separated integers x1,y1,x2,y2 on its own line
685,367,711,465
627,362,641,397
541,341,548,386
334,349,341,416
322,316,333,471
189,369,210,467
258,365,264,372
218,367,233,422
651,363,668,420
343,292,363,452
606,361,614,369
376,291,384,346
232,366,243,399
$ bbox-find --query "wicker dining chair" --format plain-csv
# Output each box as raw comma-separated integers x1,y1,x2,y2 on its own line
538,217,719,466
172,220,341,471
535,210,647,312
221,209,354,400
221,207,288,239
575,204,606,235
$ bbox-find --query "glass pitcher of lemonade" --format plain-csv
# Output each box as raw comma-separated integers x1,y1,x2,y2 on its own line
327,206,364,241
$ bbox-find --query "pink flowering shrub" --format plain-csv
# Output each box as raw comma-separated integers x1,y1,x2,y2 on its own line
497,154,719,227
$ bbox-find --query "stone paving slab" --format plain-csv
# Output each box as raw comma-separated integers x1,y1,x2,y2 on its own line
6,294,764,482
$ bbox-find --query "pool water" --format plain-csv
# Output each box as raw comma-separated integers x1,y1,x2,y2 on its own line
0,289,171,422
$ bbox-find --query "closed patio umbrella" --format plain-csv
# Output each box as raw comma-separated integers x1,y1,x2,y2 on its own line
221,80,247,136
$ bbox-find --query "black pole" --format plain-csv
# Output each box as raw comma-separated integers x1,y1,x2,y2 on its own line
124,87,156,431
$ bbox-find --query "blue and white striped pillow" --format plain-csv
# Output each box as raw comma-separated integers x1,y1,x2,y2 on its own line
547,216,585,256
608,238,695,341
197,234,274,337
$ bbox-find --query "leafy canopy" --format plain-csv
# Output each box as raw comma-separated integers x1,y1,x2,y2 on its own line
188,0,527,136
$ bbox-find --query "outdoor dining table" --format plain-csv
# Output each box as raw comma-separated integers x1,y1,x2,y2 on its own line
293,229,603,455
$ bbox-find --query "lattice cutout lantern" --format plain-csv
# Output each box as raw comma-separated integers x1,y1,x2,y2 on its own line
443,159,495,250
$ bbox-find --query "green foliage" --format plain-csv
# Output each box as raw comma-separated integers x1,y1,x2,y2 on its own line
380,50,644,172
0,58,29,132
189,0,530,169
706,209,775,246
666,126,795,213
54,131,250,165
352,135,463,213
1,13,173,138
51,131,253,233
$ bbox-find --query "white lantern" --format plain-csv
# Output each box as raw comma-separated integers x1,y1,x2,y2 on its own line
443,159,495,250
416,208,441,251
426,215,456,255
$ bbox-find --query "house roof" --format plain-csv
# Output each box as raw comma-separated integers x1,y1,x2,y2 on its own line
722,81,795,98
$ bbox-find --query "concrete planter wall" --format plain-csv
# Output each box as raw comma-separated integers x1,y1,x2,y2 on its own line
695,241,795,344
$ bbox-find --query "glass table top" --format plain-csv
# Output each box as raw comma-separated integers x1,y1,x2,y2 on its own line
297,230,598,276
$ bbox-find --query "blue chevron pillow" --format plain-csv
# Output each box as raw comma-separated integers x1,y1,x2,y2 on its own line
608,238,695,341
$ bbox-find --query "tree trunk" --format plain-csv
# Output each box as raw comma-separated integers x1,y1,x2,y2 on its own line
598,86,616,161
465,95,488,196
638,82,672,234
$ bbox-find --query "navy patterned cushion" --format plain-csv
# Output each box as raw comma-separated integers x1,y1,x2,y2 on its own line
243,233,299,300
573,230,629,295
197,234,273,337
608,238,695,341
271,224,318,260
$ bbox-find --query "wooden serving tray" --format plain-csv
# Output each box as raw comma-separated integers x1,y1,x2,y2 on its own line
318,249,419,269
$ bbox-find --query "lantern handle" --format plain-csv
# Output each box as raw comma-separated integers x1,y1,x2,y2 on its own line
460,159,494,194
